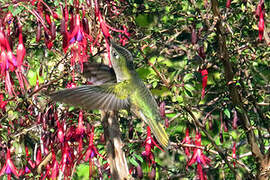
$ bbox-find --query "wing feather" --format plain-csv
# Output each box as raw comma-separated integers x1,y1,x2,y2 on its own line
50,83,130,110
77,62,116,85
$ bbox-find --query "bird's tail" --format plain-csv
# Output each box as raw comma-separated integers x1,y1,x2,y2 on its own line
148,120,169,149
137,110,169,148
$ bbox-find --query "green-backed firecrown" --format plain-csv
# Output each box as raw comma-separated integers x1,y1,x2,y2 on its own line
50,42,169,148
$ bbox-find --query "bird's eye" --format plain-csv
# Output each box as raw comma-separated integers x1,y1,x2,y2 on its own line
112,51,119,59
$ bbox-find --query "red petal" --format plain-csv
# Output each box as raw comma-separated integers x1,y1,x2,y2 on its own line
0,164,7,176
226,0,231,8
7,159,19,177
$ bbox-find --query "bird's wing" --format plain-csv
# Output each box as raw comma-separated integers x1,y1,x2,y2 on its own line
77,62,116,85
49,83,130,110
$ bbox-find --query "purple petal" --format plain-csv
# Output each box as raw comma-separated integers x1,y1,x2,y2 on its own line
5,165,11,174
69,37,75,44
90,150,95,158
196,156,201,164
76,30,83,42
12,56,17,67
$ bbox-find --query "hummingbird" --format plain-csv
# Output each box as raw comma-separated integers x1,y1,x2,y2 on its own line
50,42,169,148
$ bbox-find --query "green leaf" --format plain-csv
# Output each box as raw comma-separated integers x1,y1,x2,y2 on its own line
224,108,231,119
151,87,171,97
135,14,154,28
136,67,153,79
134,154,144,163
13,6,24,16
183,73,194,82
184,84,195,92
76,163,89,180
129,157,139,167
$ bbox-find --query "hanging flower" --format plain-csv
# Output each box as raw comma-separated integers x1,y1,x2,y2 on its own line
0,94,7,110
85,126,105,178
258,11,264,41
226,0,231,8
232,142,236,167
200,69,208,99
182,127,191,157
141,126,164,167
50,148,59,180
0,148,20,179
187,131,210,180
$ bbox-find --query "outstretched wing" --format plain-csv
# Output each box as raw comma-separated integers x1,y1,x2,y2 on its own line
77,62,116,85
49,83,130,110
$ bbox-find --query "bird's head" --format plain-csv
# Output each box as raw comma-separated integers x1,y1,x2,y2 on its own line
110,42,135,81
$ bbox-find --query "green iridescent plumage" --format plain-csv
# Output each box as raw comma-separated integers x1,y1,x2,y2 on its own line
50,42,169,148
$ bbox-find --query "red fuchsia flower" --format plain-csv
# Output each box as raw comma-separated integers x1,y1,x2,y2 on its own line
45,13,52,26
85,127,105,161
0,20,27,96
4,12,13,25
94,0,130,64
0,94,7,110
60,142,74,178
35,148,42,166
66,81,76,88
85,126,105,178
52,11,59,20
200,69,208,99
25,146,35,169
119,25,131,46
50,148,59,180
61,8,89,78
16,23,27,91
226,0,231,8
76,110,86,153
94,0,111,64
182,127,191,157
258,11,264,41
142,126,164,167
159,101,169,127
232,142,236,167
159,101,166,119
187,131,210,180
57,119,65,143
76,110,86,135
0,148,20,179
197,46,206,60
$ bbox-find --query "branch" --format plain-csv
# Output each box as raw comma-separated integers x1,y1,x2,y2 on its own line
101,111,132,180
210,0,263,162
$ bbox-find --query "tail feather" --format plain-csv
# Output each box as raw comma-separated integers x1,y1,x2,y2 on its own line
137,110,169,148
148,120,169,149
